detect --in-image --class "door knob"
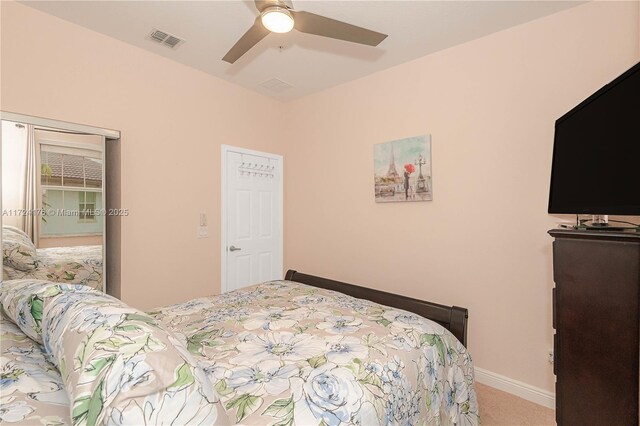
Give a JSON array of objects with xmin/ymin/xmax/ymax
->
[{"xmin": 229, "ymin": 245, "xmax": 242, "ymax": 252}]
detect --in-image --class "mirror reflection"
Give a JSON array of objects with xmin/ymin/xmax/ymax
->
[{"xmin": 2, "ymin": 120, "xmax": 104, "ymax": 290}]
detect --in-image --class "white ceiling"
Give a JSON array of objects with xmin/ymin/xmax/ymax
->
[{"xmin": 23, "ymin": 1, "xmax": 584, "ymax": 101}]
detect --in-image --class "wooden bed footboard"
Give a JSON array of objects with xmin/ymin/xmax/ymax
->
[{"xmin": 284, "ymin": 270, "xmax": 468, "ymax": 347}]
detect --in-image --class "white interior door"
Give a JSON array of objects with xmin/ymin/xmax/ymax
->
[{"xmin": 222, "ymin": 146, "xmax": 283, "ymax": 293}]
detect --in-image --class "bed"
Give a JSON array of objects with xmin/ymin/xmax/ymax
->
[
  {"xmin": 0, "ymin": 271, "xmax": 479, "ymax": 425},
  {"xmin": 2, "ymin": 225, "xmax": 102, "ymax": 290},
  {"xmin": 0, "ymin": 280, "xmax": 230, "ymax": 425}
]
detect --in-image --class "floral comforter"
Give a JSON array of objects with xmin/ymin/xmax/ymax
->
[
  {"xmin": 1, "ymin": 318, "xmax": 70, "ymax": 424},
  {"xmin": 150, "ymin": 280, "xmax": 480, "ymax": 425},
  {"xmin": 0, "ymin": 279, "xmax": 479, "ymax": 425},
  {"xmin": 0, "ymin": 280, "xmax": 228, "ymax": 425},
  {"xmin": 3, "ymin": 246, "xmax": 103, "ymax": 291}
]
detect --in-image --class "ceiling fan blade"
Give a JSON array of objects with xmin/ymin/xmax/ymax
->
[
  {"xmin": 292, "ymin": 11, "xmax": 387, "ymax": 47},
  {"xmin": 222, "ymin": 17, "xmax": 270, "ymax": 64}
]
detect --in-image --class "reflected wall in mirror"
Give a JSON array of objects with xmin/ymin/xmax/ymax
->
[{"xmin": 1, "ymin": 120, "xmax": 105, "ymax": 291}]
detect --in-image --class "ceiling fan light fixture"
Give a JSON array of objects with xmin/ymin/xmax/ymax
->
[{"xmin": 261, "ymin": 6, "xmax": 294, "ymax": 33}]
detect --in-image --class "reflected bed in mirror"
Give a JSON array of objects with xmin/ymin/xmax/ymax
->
[{"xmin": 1, "ymin": 120, "xmax": 105, "ymax": 290}]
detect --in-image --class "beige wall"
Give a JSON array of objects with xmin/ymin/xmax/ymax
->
[
  {"xmin": 281, "ymin": 1, "xmax": 639, "ymax": 393},
  {"xmin": 0, "ymin": 1, "xmax": 286, "ymax": 308},
  {"xmin": 39, "ymin": 235, "xmax": 102, "ymax": 248},
  {"xmin": 2, "ymin": 0, "xmax": 639, "ymax": 396}
]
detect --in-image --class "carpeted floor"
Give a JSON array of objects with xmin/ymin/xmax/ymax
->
[{"xmin": 476, "ymin": 383, "xmax": 556, "ymax": 425}]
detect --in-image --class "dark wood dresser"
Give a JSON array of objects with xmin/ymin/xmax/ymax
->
[{"xmin": 549, "ymin": 229, "xmax": 640, "ymax": 426}]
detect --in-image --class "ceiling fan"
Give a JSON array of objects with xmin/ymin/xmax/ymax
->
[{"xmin": 222, "ymin": 0, "xmax": 388, "ymax": 64}]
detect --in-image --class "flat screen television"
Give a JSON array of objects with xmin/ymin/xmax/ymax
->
[{"xmin": 548, "ymin": 61, "xmax": 640, "ymax": 216}]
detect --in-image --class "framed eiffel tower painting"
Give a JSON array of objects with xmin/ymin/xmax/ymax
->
[{"xmin": 374, "ymin": 135, "xmax": 432, "ymax": 203}]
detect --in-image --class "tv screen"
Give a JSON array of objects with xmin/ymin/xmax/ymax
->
[{"xmin": 548, "ymin": 61, "xmax": 640, "ymax": 215}]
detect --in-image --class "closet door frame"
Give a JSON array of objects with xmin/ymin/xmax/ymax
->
[
  {"xmin": 0, "ymin": 111, "xmax": 120, "ymax": 292},
  {"xmin": 1, "ymin": 112, "xmax": 120, "ymax": 139}
]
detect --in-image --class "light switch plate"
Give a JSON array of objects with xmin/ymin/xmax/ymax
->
[{"xmin": 197, "ymin": 226, "xmax": 209, "ymax": 238}]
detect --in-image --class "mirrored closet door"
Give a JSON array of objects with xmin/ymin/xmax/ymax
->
[{"xmin": 1, "ymin": 114, "xmax": 119, "ymax": 293}]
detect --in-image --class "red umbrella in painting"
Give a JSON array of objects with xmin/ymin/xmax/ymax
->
[{"xmin": 404, "ymin": 163, "xmax": 415, "ymax": 174}]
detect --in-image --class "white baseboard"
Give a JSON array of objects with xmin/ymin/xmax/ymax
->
[{"xmin": 474, "ymin": 367, "xmax": 556, "ymax": 410}]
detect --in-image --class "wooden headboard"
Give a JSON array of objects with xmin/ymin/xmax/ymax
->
[{"xmin": 284, "ymin": 270, "xmax": 468, "ymax": 347}]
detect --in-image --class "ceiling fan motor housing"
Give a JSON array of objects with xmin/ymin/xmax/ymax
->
[{"xmin": 261, "ymin": 6, "xmax": 294, "ymax": 33}]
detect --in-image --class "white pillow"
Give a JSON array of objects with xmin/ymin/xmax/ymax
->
[{"xmin": 2, "ymin": 226, "xmax": 38, "ymax": 271}]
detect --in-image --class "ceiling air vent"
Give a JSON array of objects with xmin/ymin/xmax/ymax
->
[
  {"xmin": 148, "ymin": 29, "xmax": 185, "ymax": 49},
  {"xmin": 260, "ymin": 78, "xmax": 293, "ymax": 93}
]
